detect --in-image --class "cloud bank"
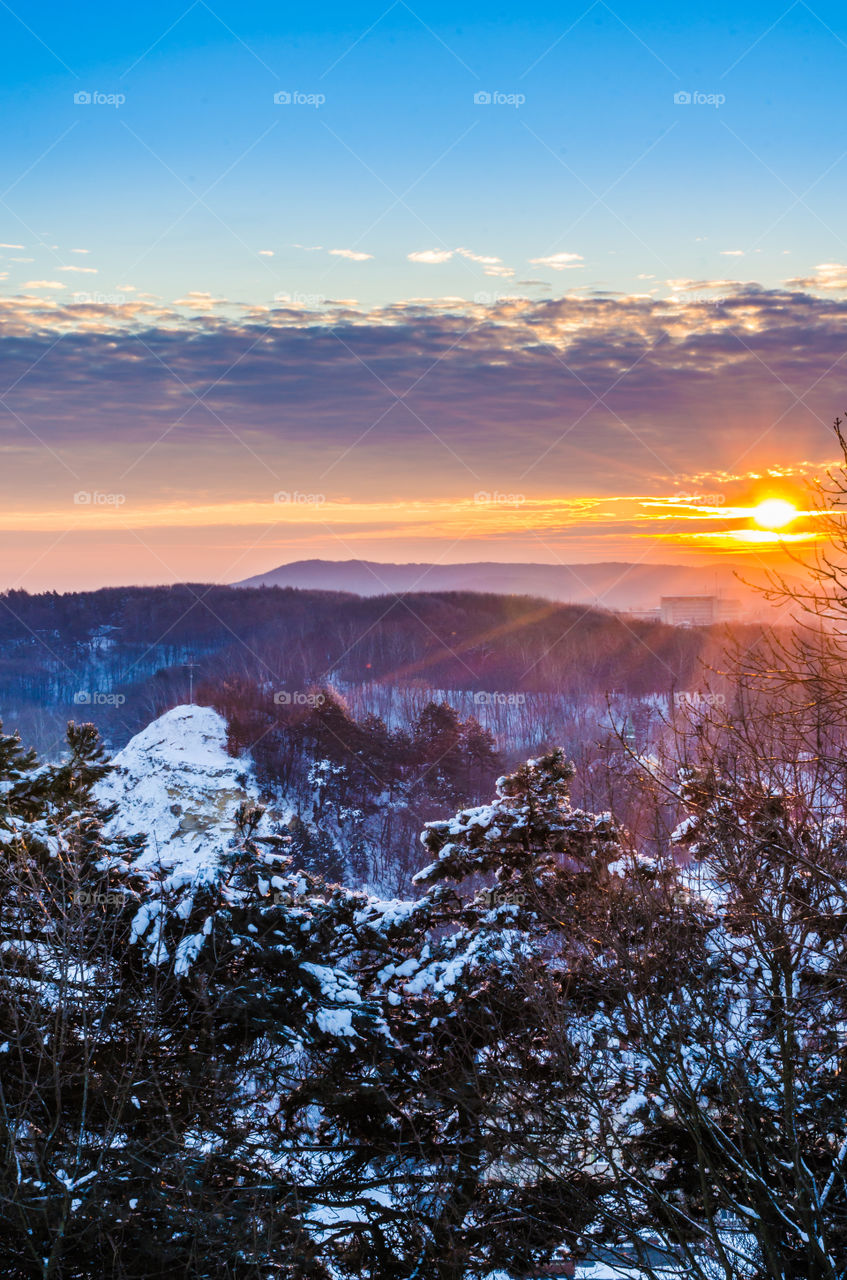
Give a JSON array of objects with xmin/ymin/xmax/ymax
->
[{"xmin": 0, "ymin": 281, "xmax": 844, "ymax": 585}]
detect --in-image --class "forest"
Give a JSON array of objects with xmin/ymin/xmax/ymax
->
[
  {"xmin": 3, "ymin": 607, "xmax": 847, "ymax": 1278},
  {"xmin": 0, "ymin": 579, "xmax": 741, "ymax": 752},
  {"xmin": 0, "ymin": 582, "xmax": 749, "ymax": 895},
  {"xmin": 0, "ymin": 477, "xmax": 844, "ymax": 1276}
]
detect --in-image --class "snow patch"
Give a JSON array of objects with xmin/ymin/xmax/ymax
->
[{"xmin": 95, "ymin": 705, "xmax": 272, "ymax": 886}]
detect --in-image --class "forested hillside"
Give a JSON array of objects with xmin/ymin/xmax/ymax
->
[
  {"xmin": 2, "ymin": 682, "xmax": 847, "ymax": 1278},
  {"xmin": 0, "ymin": 583, "xmax": 745, "ymax": 756}
]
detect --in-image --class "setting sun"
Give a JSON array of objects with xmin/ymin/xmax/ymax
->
[{"xmin": 753, "ymin": 498, "xmax": 798, "ymax": 529}]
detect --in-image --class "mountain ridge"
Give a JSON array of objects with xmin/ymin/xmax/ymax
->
[{"xmin": 234, "ymin": 557, "xmax": 784, "ymax": 616}]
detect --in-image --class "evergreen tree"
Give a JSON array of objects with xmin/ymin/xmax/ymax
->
[{"xmin": 286, "ymin": 750, "xmax": 627, "ymax": 1279}]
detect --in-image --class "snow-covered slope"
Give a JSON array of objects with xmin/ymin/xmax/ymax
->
[{"xmin": 96, "ymin": 704, "xmax": 278, "ymax": 889}]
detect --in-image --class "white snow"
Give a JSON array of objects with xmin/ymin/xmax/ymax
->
[
  {"xmin": 300, "ymin": 963, "xmax": 362, "ymax": 1006},
  {"xmin": 315, "ymin": 1008, "xmax": 357, "ymax": 1038},
  {"xmin": 95, "ymin": 704, "xmax": 275, "ymax": 887},
  {"xmin": 95, "ymin": 704, "xmax": 291, "ymax": 965}
]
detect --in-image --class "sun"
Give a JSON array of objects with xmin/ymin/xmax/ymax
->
[{"xmin": 753, "ymin": 498, "xmax": 797, "ymax": 529}]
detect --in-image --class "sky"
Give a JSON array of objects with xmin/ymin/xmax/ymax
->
[{"xmin": 3, "ymin": 0, "xmax": 847, "ymax": 589}]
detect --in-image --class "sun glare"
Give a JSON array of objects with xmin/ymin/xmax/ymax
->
[{"xmin": 752, "ymin": 498, "xmax": 797, "ymax": 529}]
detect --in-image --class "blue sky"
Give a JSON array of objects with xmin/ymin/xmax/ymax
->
[
  {"xmin": 2, "ymin": 0, "xmax": 847, "ymax": 588},
  {"xmin": 4, "ymin": 0, "xmax": 847, "ymax": 308}
]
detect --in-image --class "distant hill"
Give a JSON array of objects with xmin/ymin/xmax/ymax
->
[
  {"xmin": 235, "ymin": 558, "xmax": 784, "ymax": 617},
  {"xmin": 0, "ymin": 582, "xmax": 753, "ymax": 755}
]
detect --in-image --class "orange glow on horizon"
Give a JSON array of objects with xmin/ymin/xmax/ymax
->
[{"xmin": 0, "ymin": 489, "xmax": 821, "ymax": 569}]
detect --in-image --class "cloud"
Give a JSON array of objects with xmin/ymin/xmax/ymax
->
[
  {"xmin": 786, "ymin": 262, "xmax": 847, "ymax": 291},
  {"xmin": 21, "ymin": 280, "xmax": 65, "ymax": 289},
  {"xmin": 528, "ymin": 252, "xmax": 584, "ymax": 270},
  {"xmin": 173, "ymin": 291, "xmax": 228, "ymax": 308},
  {"xmin": 258, "ymin": 249, "xmax": 274, "ymax": 256},
  {"xmin": 408, "ymin": 247, "xmax": 513, "ymax": 274},
  {"xmin": 720, "ymin": 250, "xmax": 745, "ymax": 257},
  {"xmin": 665, "ymin": 278, "xmax": 740, "ymax": 293},
  {"xmin": 408, "ymin": 249, "xmax": 454, "ymax": 264},
  {"xmin": 70, "ymin": 248, "xmax": 89, "ymax": 254},
  {"xmin": 60, "ymin": 265, "xmax": 98, "ymax": 274},
  {"xmin": 456, "ymin": 247, "xmax": 501, "ymax": 265},
  {"xmin": 0, "ymin": 286, "xmax": 842, "ymax": 506},
  {"xmin": 0, "ymin": 243, "xmax": 24, "ymax": 249},
  {"xmin": 329, "ymin": 248, "xmax": 373, "ymax": 261}
]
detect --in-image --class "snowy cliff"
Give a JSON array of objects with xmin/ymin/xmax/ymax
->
[{"xmin": 95, "ymin": 703, "xmax": 281, "ymax": 890}]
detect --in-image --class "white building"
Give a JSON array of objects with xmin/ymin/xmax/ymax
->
[{"xmin": 660, "ymin": 595, "xmax": 740, "ymax": 626}]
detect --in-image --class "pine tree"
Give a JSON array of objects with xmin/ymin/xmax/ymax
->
[
  {"xmin": 287, "ymin": 749, "xmax": 628, "ymax": 1279},
  {"xmin": 0, "ymin": 719, "xmax": 152, "ymax": 1277}
]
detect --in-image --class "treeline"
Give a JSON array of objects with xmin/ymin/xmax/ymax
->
[
  {"xmin": 0, "ymin": 582, "xmax": 745, "ymax": 753},
  {"xmin": 2, "ymin": 703, "xmax": 847, "ymax": 1277},
  {"xmin": 210, "ymin": 678, "xmax": 674, "ymax": 893},
  {"xmin": 216, "ymin": 683, "xmax": 502, "ymax": 891}
]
